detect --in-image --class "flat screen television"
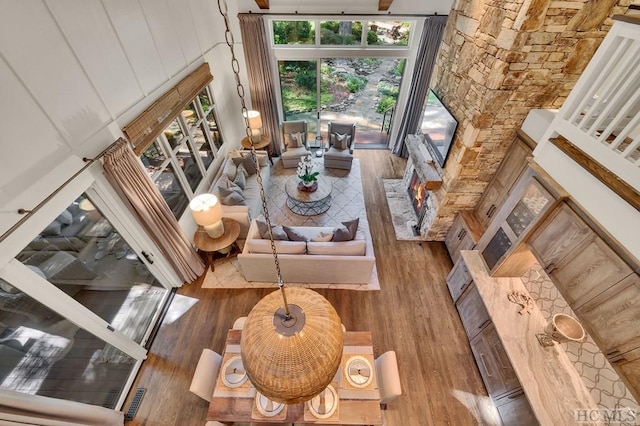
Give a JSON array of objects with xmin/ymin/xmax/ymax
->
[{"xmin": 419, "ymin": 89, "xmax": 458, "ymax": 167}]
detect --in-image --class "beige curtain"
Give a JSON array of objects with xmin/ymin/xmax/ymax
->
[
  {"xmin": 0, "ymin": 389, "xmax": 123, "ymax": 425},
  {"xmin": 103, "ymin": 139, "xmax": 205, "ymax": 283},
  {"xmin": 239, "ymin": 14, "xmax": 282, "ymax": 155}
]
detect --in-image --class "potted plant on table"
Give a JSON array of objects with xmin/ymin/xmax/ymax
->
[{"xmin": 297, "ymin": 155, "xmax": 319, "ymax": 192}]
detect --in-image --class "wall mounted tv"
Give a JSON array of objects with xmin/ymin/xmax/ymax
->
[{"xmin": 419, "ymin": 89, "xmax": 458, "ymax": 167}]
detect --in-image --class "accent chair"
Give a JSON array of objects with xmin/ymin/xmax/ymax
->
[
  {"xmin": 280, "ymin": 120, "xmax": 312, "ymax": 168},
  {"xmin": 325, "ymin": 121, "xmax": 356, "ymax": 170}
]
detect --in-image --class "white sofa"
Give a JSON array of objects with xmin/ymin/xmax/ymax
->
[
  {"xmin": 238, "ymin": 219, "xmax": 376, "ymax": 284},
  {"xmin": 208, "ymin": 150, "xmax": 271, "ymax": 238}
]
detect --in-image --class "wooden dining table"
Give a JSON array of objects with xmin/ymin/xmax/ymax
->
[{"xmin": 207, "ymin": 329, "xmax": 382, "ymax": 425}]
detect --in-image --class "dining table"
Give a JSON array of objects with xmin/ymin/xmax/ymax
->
[{"xmin": 207, "ymin": 329, "xmax": 383, "ymax": 425}]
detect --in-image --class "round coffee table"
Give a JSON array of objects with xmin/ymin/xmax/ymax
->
[{"xmin": 285, "ymin": 177, "xmax": 332, "ymax": 216}]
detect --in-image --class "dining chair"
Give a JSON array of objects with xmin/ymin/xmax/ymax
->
[
  {"xmin": 375, "ymin": 350, "xmax": 402, "ymax": 409},
  {"xmin": 232, "ymin": 316, "xmax": 247, "ymax": 330},
  {"xmin": 190, "ymin": 348, "xmax": 222, "ymax": 402}
]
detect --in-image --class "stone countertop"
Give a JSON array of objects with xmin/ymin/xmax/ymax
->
[{"xmin": 461, "ymin": 250, "xmax": 602, "ymax": 425}]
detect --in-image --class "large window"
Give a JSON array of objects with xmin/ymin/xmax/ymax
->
[
  {"xmin": 271, "ymin": 19, "xmax": 413, "ymax": 47},
  {"xmin": 270, "ymin": 17, "xmax": 414, "ymax": 144},
  {"xmin": 140, "ymin": 86, "xmax": 224, "ymax": 219}
]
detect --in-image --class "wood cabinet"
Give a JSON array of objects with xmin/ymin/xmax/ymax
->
[
  {"xmin": 529, "ymin": 203, "xmax": 635, "ymax": 308},
  {"xmin": 446, "ymin": 259, "xmax": 472, "ymax": 302},
  {"xmin": 469, "ymin": 323, "xmax": 520, "ymax": 398},
  {"xmin": 494, "ymin": 390, "xmax": 538, "ymax": 426},
  {"xmin": 528, "ymin": 201, "xmax": 640, "ymax": 401},
  {"xmin": 610, "ymin": 347, "xmax": 640, "ymax": 401},
  {"xmin": 477, "ymin": 167, "xmax": 555, "ymax": 275},
  {"xmin": 576, "ymin": 273, "xmax": 640, "ymax": 363},
  {"xmin": 455, "ymin": 280, "xmax": 536, "ymax": 422},
  {"xmin": 456, "ymin": 283, "xmax": 491, "ymax": 340},
  {"xmin": 474, "ymin": 134, "xmax": 533, "ymax": 230},
  {"xmin": 445, "ymin": 211, "xmax": 483, "ymax": 264}
]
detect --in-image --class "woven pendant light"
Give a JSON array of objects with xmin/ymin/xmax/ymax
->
[
  {"xmin": 241, "ymin": 287, "xmax": 344, "ymax": 404},
  {"xmin": 217, "ymin": 0, "xmax": 344, "ymax": 404}
]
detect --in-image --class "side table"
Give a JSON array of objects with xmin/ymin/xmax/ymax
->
[
  {"xmin": 193, "ymin": 218, "xmax": 241, "ymax": 272},
  {"xmin": 241, "ymin": 135, "xmax": 273, "ymax": 165}
]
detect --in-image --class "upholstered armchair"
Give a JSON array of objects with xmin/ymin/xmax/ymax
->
[
  {"xmin": 324, "ymin": 121, "xmax": 356, "ymax": 171},
  {"xmin": 280, "ymin": 120, "xmax": 312, "ymax": 168}
]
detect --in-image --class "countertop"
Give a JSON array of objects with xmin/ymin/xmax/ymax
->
[{"xmin": 461, "ymin": 250, "xmax": 602, "ymax": 425}]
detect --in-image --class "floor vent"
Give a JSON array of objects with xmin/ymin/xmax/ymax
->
[{"xmin": 125, "ymin": 388, "xmax": 146, "ymax": 420}]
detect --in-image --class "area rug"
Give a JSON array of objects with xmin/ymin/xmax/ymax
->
[
  {"xmin": 201, "ymin": 158, "xmax": 379, "ymax": 291},
  {"xmin": 382, "ymin": 178, "xmax": 429, "ymax": 242}
]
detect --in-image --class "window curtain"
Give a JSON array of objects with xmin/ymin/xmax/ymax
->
[
  {"xmin": 238, "ymin": 14, "xmax": 282, "ymax": 155},
  {"xmin": 103, "ymin": 138, "xmax": 205, "ymax": 284},
  {"xmin": 0, "ymin": 388, "xmax": 123, "ymax": 425},
  {"xmin": 391, "ymin": 15, "xmax": 449, "ymax": 157}
]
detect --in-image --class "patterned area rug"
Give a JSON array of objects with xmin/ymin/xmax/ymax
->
[{"xmin": 201, "ymin": 158, "xmax": 379, "ymax": 290}]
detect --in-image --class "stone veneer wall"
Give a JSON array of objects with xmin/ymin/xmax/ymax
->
[{"xmin": 424, "ymin": 0, "xmax": 632, "ymax": 239}]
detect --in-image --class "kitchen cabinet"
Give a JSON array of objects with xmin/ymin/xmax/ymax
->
[
  {"xmin": 446, "ymin": 258, "xmax": 473, "ymax": 302},
  {"xmin": 529, "ymin": 202, "xmax": 634, "ymax": 308},
  {"xmin": 456, "ymin": 283, "xmax": 491, "ymax": 340},
  {"xmin": 478, "ymin": 167, "xmax": 555, "ymax": 274},
  {"xmin": 469, "ymin": 323, "xmax": 520, "ymax": 398},
  {"xmin": 576, "ymin": 273, "xmax": 640, "ymax": 356},
  {"xmin": 494, "ymin": 390, "xmax": 538, "ymax": 426},
  {"xmin": 474, "ymin": 134, "xmax": 533, "ymax": 230},
  {"xmin": 610, "ymin": 347, "xmax": 640, "ymax": 402},
  {"xmin": 445, "ymin": 211, "xmax": 483, "ymax": 264}
]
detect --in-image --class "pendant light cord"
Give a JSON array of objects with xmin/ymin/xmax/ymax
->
[{"xmin": 217, "ymin": 0, "xmax": 290, "ymax": 317}]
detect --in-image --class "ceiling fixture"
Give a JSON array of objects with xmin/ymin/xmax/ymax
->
[{"xmin": 217, "ymin": 0, "xmax": 344, "ymax": 404}]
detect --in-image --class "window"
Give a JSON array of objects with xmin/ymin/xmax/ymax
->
[
  {"xmin": 271, "ymin": 19, "xmax": 413, "ymax": 48},
  {"xmin": 272, "ymin": 20, "xmax": 315, "ymax": 45},
  {"xmin": 367, "ymin": 21, "xmax": 411, "ymax": 46},
  {"xmin": 320, "ymin": 21, "xmax": 362, "ymax": 46},
  {"xmin": 140, "ymin": 86, "xmax": 224, "ymax": 219}
]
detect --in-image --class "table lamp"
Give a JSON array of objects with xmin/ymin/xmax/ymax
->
[
  {"xmin": 244, "ymin": 110, "xmax": 262, "ymax": 143},
  {"xmin": 190, "ymin": 193, "xmax": 224, "ymax": 238}
]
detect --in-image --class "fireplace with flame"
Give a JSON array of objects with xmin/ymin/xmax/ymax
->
[{"xmin": 408, "ymin": 170, "xmax": 429, "ymax": 217}]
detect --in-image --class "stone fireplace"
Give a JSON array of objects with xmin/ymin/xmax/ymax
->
[
  {"xmin": 408, "ymin": 169, "xmax": 429, "ymax": 218},
  {"xmin": 399, "ymin": 134, "xmax": 443, "ymax": 238}
]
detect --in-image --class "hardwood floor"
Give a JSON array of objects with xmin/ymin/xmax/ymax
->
[{"xmin": 123, "ymin": 149, "xmax": 491, "ymax": 426}]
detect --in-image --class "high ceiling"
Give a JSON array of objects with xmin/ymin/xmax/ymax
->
[{"xmin": 236, "ymin": 0, "xmax": 454, "ymax": 15}]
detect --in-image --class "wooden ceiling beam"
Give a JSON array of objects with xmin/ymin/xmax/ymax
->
[
  {"xmin": 255, "ymin": 0, "xmax": 269, "ymax": 9},
  {"xmin": 378, "ymin": 0, "xmax": 393, "ymax": 11}
]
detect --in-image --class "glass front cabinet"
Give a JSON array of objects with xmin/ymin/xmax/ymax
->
[{"xmin": 477, "ymin": 166, "xmax": 558, "ymax": 275}]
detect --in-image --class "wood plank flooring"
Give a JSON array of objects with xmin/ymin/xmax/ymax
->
[{"xmin": 123, "ymin": 149, "xmax": 491, "ymax": 426}]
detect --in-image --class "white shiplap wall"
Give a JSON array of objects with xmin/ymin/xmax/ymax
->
[{"xmin": 0, "ymin": 0, "xmax": 238, "ymax": 237}]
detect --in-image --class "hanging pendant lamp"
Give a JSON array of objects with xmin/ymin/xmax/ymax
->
[{"xmin": 217, "ymin": 0, "xmax": 343, "ymax": 404}]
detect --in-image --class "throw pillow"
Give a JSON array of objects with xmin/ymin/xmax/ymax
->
[
  {"xmin": 335, "ymin": 133, "xmax": 350, "ymax": 150},
  {"xmin": 41, "ymin": 220, "xmax": 62, "ymax": 237},
  {"xmin": 240, "ymin": 155, "xmax": 258, "ymax": 176},
  {"xmin": 331, "ymin": 225, "xmax": 352, "ymax": 242},
  {"xmin": 311, "ymin": 231, "xmax": 334, "ymax": 242},
  {"xmin": 233, "ymin": 165, "xmax": 247, "ymax": 190},
  {"xmin": 256, "ymin": 219, "xmax": 288, "ymax": 240},
  {"xmin": 331, "ymin": 218, "xmax": 359, "ymax": 241},
  {"xmin": 343, "ymin": 217, "xmax": 359, "ymax": 237},
  {"xmin": 283, "ymin": 226, "xmax": 308, "ymax": 242},
  {"xmin": 217, "ymin": 175, "xmax": 243, "ymax": 194},
  {"xmin": 287, "ymin": 132, "xmax": 303, "ymax": 148},
  {"xmin": 56, "ymin": 209, "xmax": 73, "ymax": 226},
  {"xmin": 218, "ymin": 187, "xmax": 246, "ymax": 206},
  {"xmin": 230, "ymin": 150, "xmax": 245, "ymax": 166}
]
